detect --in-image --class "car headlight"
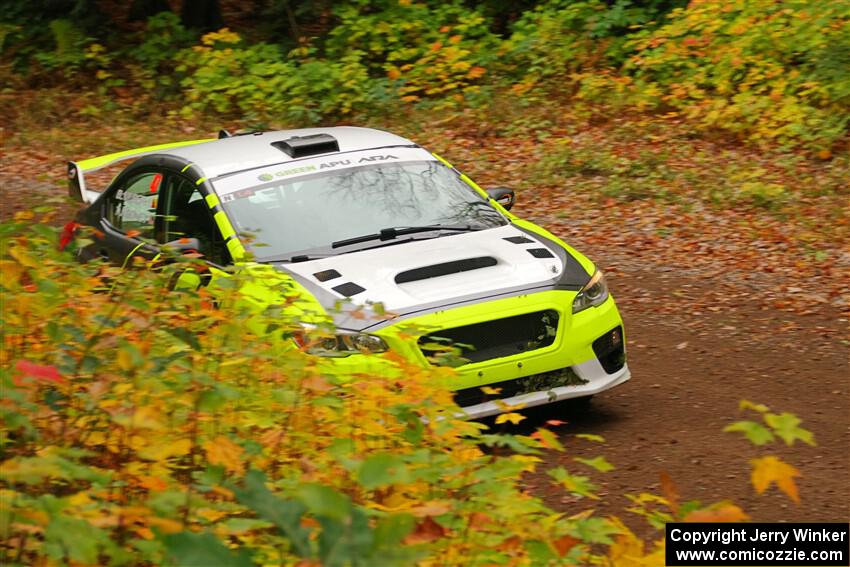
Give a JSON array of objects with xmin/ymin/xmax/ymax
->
[
  {"xmin": 572, "ymin": 270, "xmax": 609, "ymax": 314},
  {"xmin": 299, "ymin": 331, "xmax": 389, "ymax": 357}
]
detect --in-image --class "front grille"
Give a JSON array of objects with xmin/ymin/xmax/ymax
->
[
  {"xmin": 419, "ymin": 310, "xmax": 559, "ymax": 366},
  {"xmin": 452, "ymin": 367, "xmax": 587, "ymax": 407},
  {"xmin": 592, "ymin": 326, "xmax": 625, "ymax": 374}
]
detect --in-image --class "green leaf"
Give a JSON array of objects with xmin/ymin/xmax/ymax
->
[
  {"xmin": 478, "ymin": 434, "xmax": 540, "ymax": 454},
  {"xmin": 318, "ymin": 507, "xmax": 373, "ymax": 567},
  {"xmin": 358, "ymin": 453, "xmax": 409, "ymax": 490},
  {"xmin": 723, "ymin": 420, "xmax": 775, "ymax": 445},
  {"xmin": 574, "ymin": 456, "xmax": 615, "ymax": 472},
  {"xmin": 575, "ymin": 433, "xmax": 606, "ymax": 443},
  {"xmin": 372, "ymin": 513, "xmax": 415, "ymax": 552},
  {"xmin": 571, "ymin": 517, "xmax": 620, "ymax": 545},
  {"xmin": 547, "ymin": 466, "xmax": 599, "ymax": 499},
  {"xmin": 739, "ymin": 399, "xmax": 770, "ymax": 413},
  {"xmin": 298, "ymin": 483, "xmax": 351, "ymax": 521},
  {"xmin": 166, "ymin": 327, "xmax": 201, "ymax": 351},
  {"xmin": 525, "ymin": 540, "xmax": 558, "ymax": 563},
  {"xmin": 763, "ymin": 412, "xmax": 816, "ymax": 446},
  {"xmin": 163, "ymin": 531, "xmax": 255, "ymax": 567},
  {"xmin": 232, "ymin": 470, "xmax": 312, "ymax": 557},
  {"xmin": 44, "ymin": 516, "xmax": 112, "ymax": 564}
]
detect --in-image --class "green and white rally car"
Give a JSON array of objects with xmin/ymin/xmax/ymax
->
[{"xmin": 66, "ymin": 127, "xmax": 629, "ymax": 418}]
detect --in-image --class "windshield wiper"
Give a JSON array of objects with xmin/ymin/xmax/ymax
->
[
  {"xmin": 331, "ymin": 225, "xmax": 478, "ymax": 249},
  {"xmin": 257, "ymin": 252, "xmax": 332, "ymax": 264}
]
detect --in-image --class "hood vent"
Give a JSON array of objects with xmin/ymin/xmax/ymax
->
[
  {"xmin": 395, "ymin": 256, "xmax": 497, "ymax": 284},
  {"xmin": 527, "ymin": 248, "xmax": 554, "ymax": 258},
  {"xmin": 332, "ymin": 282, "xmax": 366, "ymax": 297},
  {"xmin": 313, "ymin": 269, "xmax": 341, "ymax": 282}
]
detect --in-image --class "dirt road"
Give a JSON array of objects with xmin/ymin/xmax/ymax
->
[{"xmin": 519, "ymin": 211, "xmax": 850, "ymax": 536}]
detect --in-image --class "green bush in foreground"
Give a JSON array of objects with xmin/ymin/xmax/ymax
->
[{"xmin": 0, "ymin": 216, "xmax": 813, "ymax": 565}]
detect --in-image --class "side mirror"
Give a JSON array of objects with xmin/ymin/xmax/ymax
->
[
  {"xmin": 163, "ymin": 237, "xmax": 202, "ymax": 254},
  {"xmin": 485, "ymin": 187, "xmax": 516, "ymax": 211}
]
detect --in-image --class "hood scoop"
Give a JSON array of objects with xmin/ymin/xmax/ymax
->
[{"xmin": 395, "ymin": 256, "xmax": 497, "ymax": 284}]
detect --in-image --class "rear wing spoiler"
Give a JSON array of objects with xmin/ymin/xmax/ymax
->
[{"xmin": 67, "ymin": 138, "xmax": 215, "ymax": 203}]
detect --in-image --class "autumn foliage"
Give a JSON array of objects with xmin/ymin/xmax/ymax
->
[
  {"xmin": 1, "ymin": 216, "xmax": 816, "ymax": 565},
  {"xmin": 3, "ymin": 0, "xmax": 848, "ymax": 150}
]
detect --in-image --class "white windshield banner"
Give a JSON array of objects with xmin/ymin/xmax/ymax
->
[{"xmin": 212, "ymin": 146, "xmax": 437, "ymax": 197}]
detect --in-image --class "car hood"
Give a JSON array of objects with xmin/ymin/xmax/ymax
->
[{"xmin": 275, "ymin": 224, "xmax": 590, "ymax": 331}]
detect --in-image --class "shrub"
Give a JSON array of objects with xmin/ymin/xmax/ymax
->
[
  {"xmin": 175, "ymin": 29, "xmax": 377, "ymax": 123},
  {"xmin": 599, "ymin": 0, "xmax": 850, "ymax": 149},
  {"xmin": 125, "ymin": 13, "xmax": 194, "ymax": 98},
  {"xmin": 325, "ymin": 1, "xmax": 498, "ymax": 107},
  {"xmin": 500, "ymin": 0, "xmax": 687, "ymax": 96},
  {"xmin": 0, "ymin": 217, "xmax": 622, "ymax": 565}
]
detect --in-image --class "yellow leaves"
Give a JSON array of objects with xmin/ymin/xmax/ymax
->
[
  {"xmin": 197, "ymin": 508, "xmax": 229, "ymax": 523},
  {"xmin": 606, "ymin": 520, "xmax": 650, "ymax": 566},
  {"xmin": 451, "ymin": 446, "xmax": 482, "ymax": 463},
  {"xmin": 204, "ymin": 436, "xmax": 245, "ymax": 475},
  {"xmin": 147, "ymin": 516, "xmax": 184, "ymax": 534},
  {"xmin": 116, "ymin": 349, "xmax": 135, "ymax": 371},
  {"xmin": 495, "ymin": 412, "xmax": 525, "ymax": 425},
  {"xmin": 0, "ymin": 259, "xmax": 24, "ymax": 287},
  {"xmin": 111, "ymin": 406, "xmax": 165, "ymax": 431},
  {"xmin": 576, "ymin": 433, "xmax": 606, "ymax": 443},
  {"xmin": 201, "ymin": 28, "xmax": 242, "ymax": 47},
  {"xmin": 511, "ymin": 454, "xmax": 542, "ymax": 473},
  {"xmin": 750, "ymin": 455, "xmax": 801, "ymax": 503},
  {"xmin": 138, "ymin": 438, "xmax": 191, "ymax": 463}
]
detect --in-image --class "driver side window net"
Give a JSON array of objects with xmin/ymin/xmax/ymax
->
[
  {"xmin": 164, "ymin": 177, "xmax": 230, "ymax": 265},
  {"xmin": 106, "ymin": 173, "xmax": 161, "ymax": 239}
]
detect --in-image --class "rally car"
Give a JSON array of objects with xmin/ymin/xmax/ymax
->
[{"xmin": 66, "ymin": 127, "xmax": 629, "ymax": 419}]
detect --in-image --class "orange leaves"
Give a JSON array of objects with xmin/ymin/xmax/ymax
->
[
  {"xmin": 750, "ymin": 455, "xmax": 801, "ymax": 504},
  {"xmin": 659, "ymin": 471, "xmax": 680, "ymax": 514},
  {"xmin": 301, "ymin": 374, "xmax": 334, "ymax": 393},
  {"xmin": 553, "ymin": 534, "xmax": 580, "ymax": 557},
  {"xmin": 404, "ymin": 516, "xmax": 447, "ymax": 545},
  {"xmin": 530, "ymin": 428, "xmax": 565, "ymax": 452},
  {"xmin": 684, "ymin": 503, "xmax": 750, "ymax": 522},
  {"xmin": 203, "ymin": 436, "xmax": 245, "ymax": 475}
]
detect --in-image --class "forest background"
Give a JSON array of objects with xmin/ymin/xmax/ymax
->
[{"xmin": 1, "ymin": 1, "xmax": 848, "ymax": 565}]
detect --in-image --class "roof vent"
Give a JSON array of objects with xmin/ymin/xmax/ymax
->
[
  {"xmin": 219, "ymin": 129, "xmax": 263, "ymax": 138},
  {"xmin": 272, "ymin": 134, "xmax": 340, "ymax": 158}
]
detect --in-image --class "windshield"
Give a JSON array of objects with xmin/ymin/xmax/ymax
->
[{"xmin": 219, "ymin": 160, "xmax": 507, "ymax": 261}]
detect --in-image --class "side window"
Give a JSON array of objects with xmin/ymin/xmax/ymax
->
[
  {"xmin": 106, "ymin": 172, "xmax": 163, "ymax": 239},
  {"xmin": 163, "ymin": 176, "xmax": 230, "ymax": 265}
]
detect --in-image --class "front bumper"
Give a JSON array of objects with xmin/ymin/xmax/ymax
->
[
  {"xmin": 315, "ymin": 289, "xmax": 628, "ymax": 417},
  {"xmin": 460, "ymin": 360, "xmax": 631, "ymax": 420}
]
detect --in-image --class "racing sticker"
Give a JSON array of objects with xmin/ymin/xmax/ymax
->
[
  {"xmin": 149, "ymin": 173, "xmax": 163, "ymax": 194},
  {"xmin": 213, "ymin": 146, "xmax": 437, "ymax": 197}
]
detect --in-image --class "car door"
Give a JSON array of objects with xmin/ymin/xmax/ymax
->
[
  {"xmin": 97, "ymin": 170, "xmax": 166, "ymax": 265},
  {"xmin": 159, "ymin": 174, "xmax": 231, "ymax": 267}
]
